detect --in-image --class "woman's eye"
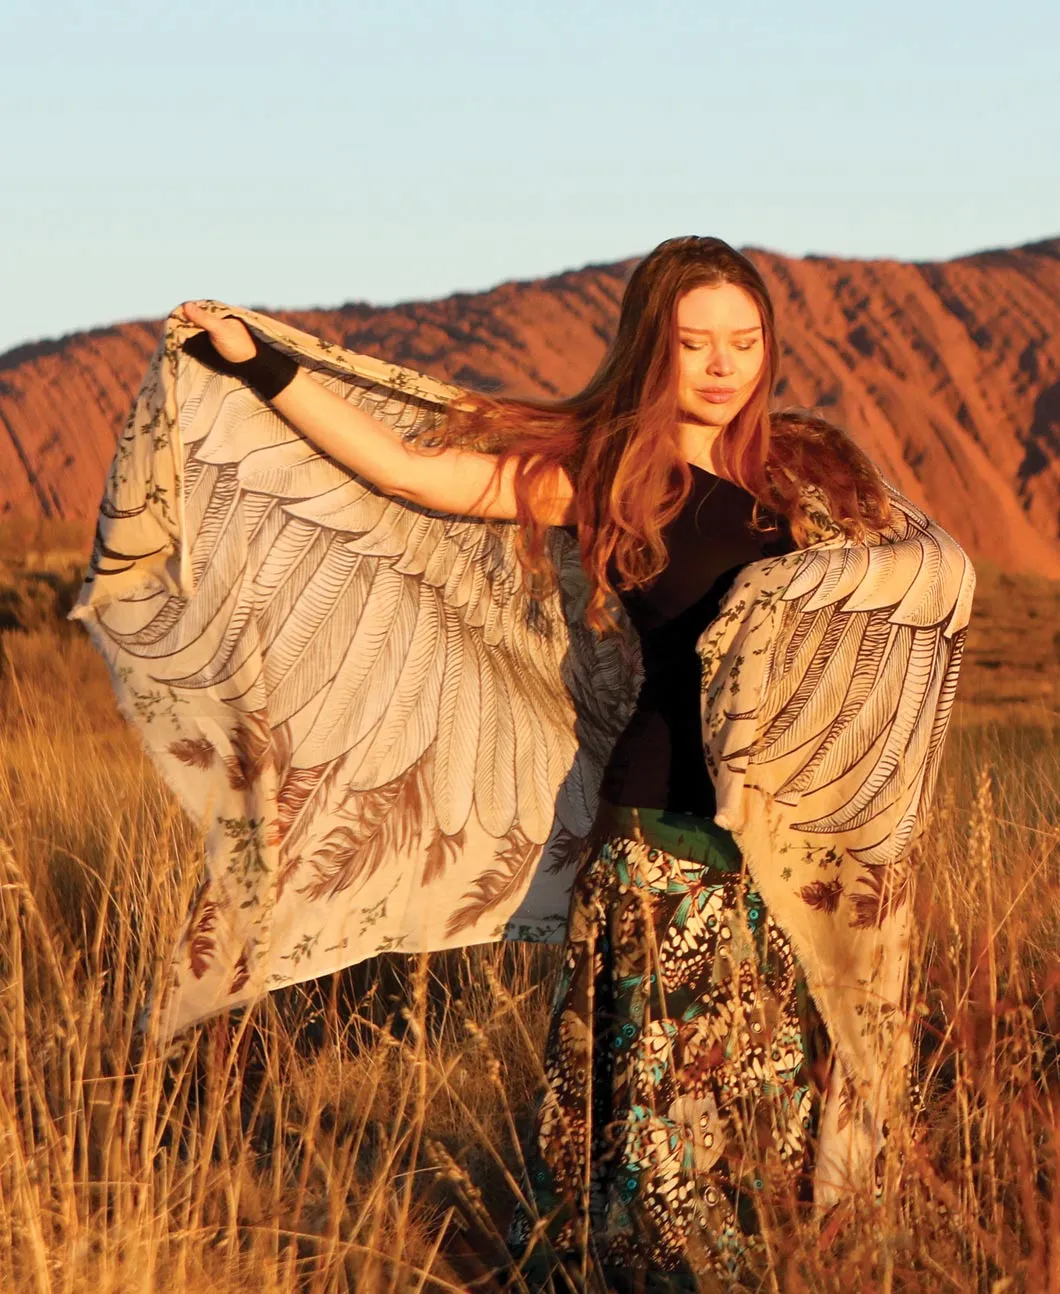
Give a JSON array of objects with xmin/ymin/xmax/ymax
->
[
  {"xmin": 680, "ymin": 340, "xmax": 704, "ymax": 351},
  {"xmin": 734, "ymin": 341, "xmax": 758, "ymax": 352}
]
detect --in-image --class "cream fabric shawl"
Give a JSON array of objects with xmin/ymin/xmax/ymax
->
[{"xmin": 72, "ymin": 305, "xmax": 974, "ymax": 1204}]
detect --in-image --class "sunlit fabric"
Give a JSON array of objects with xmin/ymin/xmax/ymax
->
[{"xmin": 72, "ymin": 303, "xmax": 974, "ymax": 1204}]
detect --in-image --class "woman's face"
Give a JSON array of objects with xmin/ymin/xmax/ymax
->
[{"xmin": 674, "ymin": 282, "xmax": 765, "ymax": 428}]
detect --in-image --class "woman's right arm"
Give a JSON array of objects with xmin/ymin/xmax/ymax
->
[{"xmin": 179, "ymin": 302, "xmax": 575, "ymax": 525}]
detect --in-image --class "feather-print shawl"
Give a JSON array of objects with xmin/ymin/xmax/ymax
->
[
  {"xmin": 698, "ymin": 492, "xmax": 973, "ymax": 1203},
  {"xmin": 72, "ymin": 305, "xmax": 974, "ymax": 1204}
]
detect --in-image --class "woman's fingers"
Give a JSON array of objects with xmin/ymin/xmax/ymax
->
[
  {"xmin": 179, "ymin": 300, "xmax": 214, "ymax": 328},
  {"xmin": 179, "ymin": 300, "xmax": 256, "ymax": 363},
  {"xmin": 179, "ymin": 300, "xmax": 221, "ymax": 332}
]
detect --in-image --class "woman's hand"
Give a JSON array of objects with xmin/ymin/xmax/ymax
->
[{"xmin": 180, "ymin": 301, "xmax": 256, "ymax": 363}]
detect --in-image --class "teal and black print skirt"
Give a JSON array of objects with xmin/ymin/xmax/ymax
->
[{"xmin": 510, "ymin": 805, "xmax": 821, "ymax": 1292}]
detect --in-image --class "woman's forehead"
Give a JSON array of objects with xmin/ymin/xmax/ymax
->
[{"xmin": 676, "ymin": 283, "xmax": 762, "ymax": 333}]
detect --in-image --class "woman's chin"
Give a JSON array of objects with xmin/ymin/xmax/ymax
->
[{"xmin": 679, "ymin": 405, "xmax": 734, "ymax": 429}]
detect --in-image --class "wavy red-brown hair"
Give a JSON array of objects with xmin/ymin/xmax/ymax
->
[
  {"xmin": 441, "ymin": 236, "xmax": 889, "ymax": 632},
  {"xmin": 763, "ymin": 407, "xmax": 893, "ymax": 545}
]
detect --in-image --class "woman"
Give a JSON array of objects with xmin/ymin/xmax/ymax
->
[{"xmin": 80, "ymin": 237, "xmax": 971, "ymax": 1288}]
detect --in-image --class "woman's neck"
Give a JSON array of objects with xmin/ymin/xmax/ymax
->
[{"xmin": 677, "ymin": 420, "xmax": 725, "ymax": 473}]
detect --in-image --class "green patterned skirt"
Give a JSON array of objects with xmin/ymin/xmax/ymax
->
[{"xmin": 509, "ymin": 805, "xmax": 821, "ymax": 1292}]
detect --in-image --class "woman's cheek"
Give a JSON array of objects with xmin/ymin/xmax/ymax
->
[{"xmin": 740, "ymin": 355, "xmax": 765, "ymax": 400}]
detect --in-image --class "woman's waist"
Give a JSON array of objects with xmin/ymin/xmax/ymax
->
[{"xmin": 594, "ymin": 800, "xmax": 742, "ymax": 870}]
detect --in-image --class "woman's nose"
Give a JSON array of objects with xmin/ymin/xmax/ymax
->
[{"xmin": 705, "ymin": 347, "xmax": 735, "ymax": 377}]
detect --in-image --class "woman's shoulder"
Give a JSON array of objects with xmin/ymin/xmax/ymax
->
[{"xmin": 767, "ymin": 409, "xmax": 897, "ymax": 548}]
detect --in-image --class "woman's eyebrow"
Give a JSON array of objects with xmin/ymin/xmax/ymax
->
[{"xmin": 678, "ymin": 324, "xmax": 763, "ymax": 336}]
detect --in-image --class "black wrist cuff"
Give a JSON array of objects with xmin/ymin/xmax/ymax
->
[{"xmin": 182, "ymin": 321, "xmax": 299, "ymax": 401}]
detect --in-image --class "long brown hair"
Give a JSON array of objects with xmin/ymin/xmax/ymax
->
[
  {"xmin": 442, "ymin": 236, "xmax": 885, "ymax": 632},
  {"xmin": 764, "ymin": 408, "xmax": 894, "ymax": 547}
]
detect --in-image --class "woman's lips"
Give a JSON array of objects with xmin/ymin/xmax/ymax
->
[{"xmin": 696, "ymin": 387, "xmax": 737, "ymax": 404}]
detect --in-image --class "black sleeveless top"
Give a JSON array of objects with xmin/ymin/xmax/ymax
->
[{"xmin": 600, "ymin": 465, "xmax": 795, "ymax": 817}]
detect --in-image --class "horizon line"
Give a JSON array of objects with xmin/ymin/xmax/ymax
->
[{"xmin": 2, "ymin": 230, "xmax": 1058, "ymax": 367}]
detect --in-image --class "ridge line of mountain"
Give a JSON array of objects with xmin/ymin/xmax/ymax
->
[{"xmin": 0, "ymin": 238, "xmax": 1057, "ymax": 581}]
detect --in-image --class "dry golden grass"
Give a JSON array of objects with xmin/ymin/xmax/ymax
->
[
  {"xmin": 956, "ymin": 564, "xmax": 1060, "ymax": 728},
  {"xmin": 0, "ymin": 528, "xmax": 1058, "ymax": 1291}
]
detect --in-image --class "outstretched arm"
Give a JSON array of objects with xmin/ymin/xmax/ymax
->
[{"xmin": 179, "ymin": 302, "xmax": 575, "ymax": 524}]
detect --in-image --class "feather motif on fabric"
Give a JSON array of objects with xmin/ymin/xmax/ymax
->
[
  {"xmin": 72, "ymin": 304, "xmax": 640, "ymax": 1037},
  {"xmin": 698, "ymin": 486, "xmax": 974, "ymax": 1204},
  {"xmin": 73, "ymin": 304, "xmax": 973, "ymax": 1208}
]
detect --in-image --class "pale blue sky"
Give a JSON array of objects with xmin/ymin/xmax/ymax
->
[{"xmin": 2, "ymin": 0, "xmax": 1057, "ymax": 355}]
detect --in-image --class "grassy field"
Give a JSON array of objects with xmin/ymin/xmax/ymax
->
[{"xmin": 0, "ymin": 523, "xmax": 1057, "ymax": 1292}]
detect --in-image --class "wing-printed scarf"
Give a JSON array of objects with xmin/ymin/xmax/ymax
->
[
  {"xmin": 698, "ymin": 491, "xmax": 974, "ymax": 1203},
  {"xmin": 72, "ymin": 305, "xmax": 974, "ymax": 1204}
]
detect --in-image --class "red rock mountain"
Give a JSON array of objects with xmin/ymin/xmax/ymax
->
[{"xmin": 1, "ymin": 240, "xmax": 1058, "ymax": 576}]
